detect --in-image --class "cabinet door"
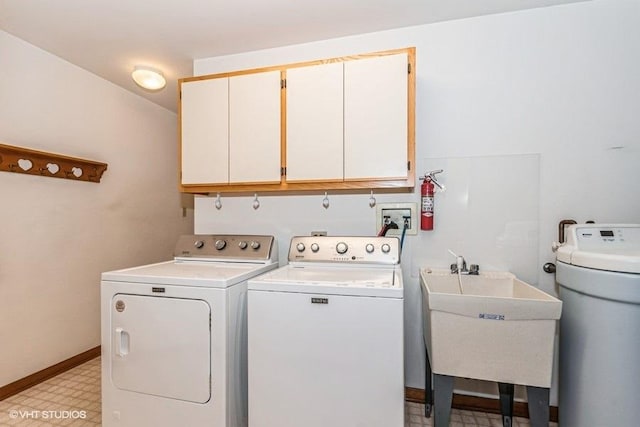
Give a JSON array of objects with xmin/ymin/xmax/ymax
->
[
  {"xmin": 180, "ymin": 78, "xmax": 229, "ymax": 184},
  {"xmin": 344, "ymin": 53, "xmax": 408, "ymax": 180},
  {"xmin": 229, "ymin": 71, "xmax": 282, "ymax": 184},
  {"xmin": 286, "ymin": 63, "xmax": 344, "ymax": 182}
]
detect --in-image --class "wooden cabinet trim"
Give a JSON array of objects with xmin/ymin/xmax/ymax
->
[
  {"xmin": 179, "ymin": 47, "xmax": 415, "ymax": 84},
  {"xmin": 179, "ymin": 47, "xmax": 416, "ymax": 194}
]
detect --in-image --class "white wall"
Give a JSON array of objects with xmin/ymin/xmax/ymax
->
[
  {"xmin": 194, "ymin": 0, "xmax": 640, "ymax": 403},
  {"xmin": 0, "ymin": 31, "xmax": 193, "ymax": 387}
]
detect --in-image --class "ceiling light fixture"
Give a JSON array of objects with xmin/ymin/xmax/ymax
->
[{"xmin": 131, "ymin": 65, "xmax": 166, "ymax": 90}]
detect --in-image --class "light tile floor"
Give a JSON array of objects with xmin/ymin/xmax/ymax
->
[
  {"xmin": 1, "ymin": 357, "xmax": 555, "ymax": 426},
  {"xmin": 0, "ymin": 358, "xmax": 101, "ymax": 426},
  {"xmin": 404, "ymin": 401, "xmax": 557, "ymax": 427}
]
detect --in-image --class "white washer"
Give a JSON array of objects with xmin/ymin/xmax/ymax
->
[
  {"xmin": 247, "ymin": 236, "xmax": 404, "ymax": 427},
  {"xmin": 101, "ymin": 234, "xmax": 278, "ymax": 427},
  {"xmin": 556, "ymin": 224, "xmax": 640, "ymax": 427}
]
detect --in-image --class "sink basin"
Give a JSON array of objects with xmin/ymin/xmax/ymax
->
[{"xmin": 420, "ymin": 268, "xmax": 562, "ymax": 387}]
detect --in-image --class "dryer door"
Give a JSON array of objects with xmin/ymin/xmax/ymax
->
[{"xmin": 110, "ymin": 294, "xmax": 211, "ymax": 403}]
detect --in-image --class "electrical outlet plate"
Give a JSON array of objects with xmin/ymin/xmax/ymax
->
[{"xmin": 375, "ymin": 202, "xmax": 418, "ymax": 236}]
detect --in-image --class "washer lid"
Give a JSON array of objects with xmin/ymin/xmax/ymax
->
[
  {"xmin": 248, "ymin": 264, "xmax": 403, "ymax": 298},
  {"xmin": 556, "ymin": 224, "xmax": 640, "ymax": 273}
]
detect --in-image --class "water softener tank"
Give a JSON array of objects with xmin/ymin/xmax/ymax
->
[{"xmin": 556, "ymin": 224, "xmax": 640, "ymax": 427}]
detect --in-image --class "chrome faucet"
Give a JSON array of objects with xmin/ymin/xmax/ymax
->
[{"xmin": 448, "ymin": 250, "xmax": 479, "ymax": 275}]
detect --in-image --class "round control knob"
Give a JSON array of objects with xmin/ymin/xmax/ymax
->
[
  {"xmin": 311, "ymin": 243, "xmax": 320, "ymax": 253},
  {"xmin": 194, "ymin": 240, "xmax": 205, "ymax": 249},
  {"xmin": 296, "ymin": 242, "xmax": 306, "ymax": 252},
  {"xmin": 336, "ymin": 242, "xmax": 348, "ymax": 254},
  {"xmin": 250, "ymin": 241, "xmax": 261, "ymax": 250},
  {"xmin": 214, "ymin": 239, "xmax": 227, "ymax": 250},
  {"xmin": 365, "ymin": 243, "xmax": 375, "ymax": 253},
  {"xmin": 238, "ymin": 241, "xmax": 248, "ymax": 250},
  {"xmin": 381, "ymin": 243, "xmax": 391, "ymax": 254}
]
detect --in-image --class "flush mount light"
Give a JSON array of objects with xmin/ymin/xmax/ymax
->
[{"xmin": 131, "ymin": 65, "xmax": 166, "ymax": 90}]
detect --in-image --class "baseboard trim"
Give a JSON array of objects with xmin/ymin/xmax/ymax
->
[
  {"xmin": 0, "ymin": 346, "xmax": 101, "ymax": 401},
  {"xmin": 405, "ymin": 387, "xmax": 558, "ymax": 422}
]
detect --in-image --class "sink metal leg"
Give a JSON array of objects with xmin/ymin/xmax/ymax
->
[
  {"xmin": 498, "ymin": 382, "xmax": 514, "ymax": 427},
  {"xmin": 424, "ymin": 347, "xmax": 433, "ymax": 417},
  {"xmin": 433, "ymin": 374, "xmax": 454, "ymax": 427},
  {"xmin": 526, "ymin": 386, "xmax": 550, "ymax": 427}
]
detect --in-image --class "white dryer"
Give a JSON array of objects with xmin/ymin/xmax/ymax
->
[
  {"xmin": 101, "ymin": 234, "xmax": 278, "ymax": 427},
  {"xmin": 556, "ymin": 224, "xmax": 640, "ymax": 427},
  {"xmin": 247, "ymin": 236, "xmax": 404, "ymax": 427}
]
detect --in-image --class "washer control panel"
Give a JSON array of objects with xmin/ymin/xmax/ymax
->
[
  {"xmin": 174, "ymin": 234, "xmax": 275, "ymax": 260},
  {"xmin": 288, "ymin": 236, "xmax": 400, "ymax": 264}
]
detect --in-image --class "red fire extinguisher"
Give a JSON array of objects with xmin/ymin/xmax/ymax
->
[{"xmin": 421, "ymin": 170, "xmax": 444, "ymax": 231}]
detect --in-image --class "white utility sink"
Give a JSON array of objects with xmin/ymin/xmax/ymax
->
[{"xmin": 420, "ymin": 269, "xmax": 562, "ymax": 388}]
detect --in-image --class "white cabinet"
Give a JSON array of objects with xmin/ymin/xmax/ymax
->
[
  {"xmin": 180, "ymin": 70, "xmax": 281, "ymax": 186},
  {"xmin": 344, "ymin": 53, "xmax": 408, "ymax": 180},
  {"xmin": 179, "ymin": 48, "xmax": 414, "ymax": 193},
  {"xmin": 229, "ymin": 71, "xmax": 282, "ymax": 184},
  {"xmin": 285, "ymin": 53, "xmax": 409, "ymax": 183},
  {"xmin": 286, "ymin": 62, "xmax": 344, "ymax": 182},
  {"xmin": 180, "ymin": 78, "xmax": 228, "ymax": 185}
]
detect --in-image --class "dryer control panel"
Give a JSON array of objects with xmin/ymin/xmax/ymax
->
[
  {"xmin": 174, "ymin": 234, "xmax": 276, "ymax": 261},
  {"xmin": 288, "ymin": 236, "xmax": 400, "ymax": 265}
]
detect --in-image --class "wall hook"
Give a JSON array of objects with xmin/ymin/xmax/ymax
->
[
  {"xmin": 215, "ymin": 193, "xmax": 222, "ymax": 210},
  {"xmin": 252, "ymin": 193, "xmax": 260, "ymax": 210},
  {"xmin": 322, "ymin": 192, "xmax": 330, "ymax": 209},
  {"xmin": 368, "ymin": 190, "xmax": 376, "ymax": 208}
]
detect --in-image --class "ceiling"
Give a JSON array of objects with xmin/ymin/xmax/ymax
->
[{"xmin": 0, "ymin": 0, "xmax": 586, "ymax": 112}]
